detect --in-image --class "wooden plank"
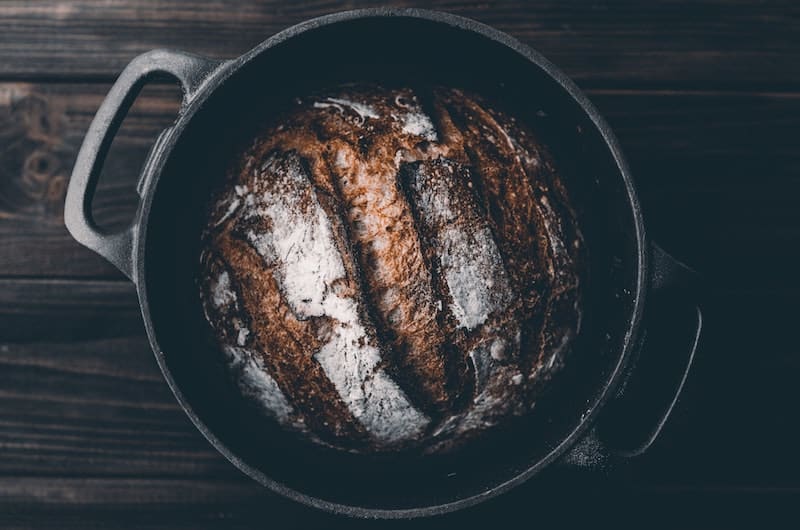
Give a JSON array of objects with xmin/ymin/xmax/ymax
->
[
  {"xmin": 0, "ymin": 279, "xmax": 139, "ymax": 342},
  {"xmin": 590, "ymin": 90, "xmax": 800, "ymax": 288},
  {"xmin": 0, "ymin": 336, "xmax": 240, "ymax": 478},
  {"xmin": 0, "ymin": 477, "xmax": 259, "ymax": 507},
  {"xmin": 0, "ymin": 82, "xmax": 182, "ymax": 280},
  {"xmin": 1, "ymin": 82, "xmax": 798, "ymax": 283},
  {"xmin": 0, "ymin": 478, "xmax": 798, "ymax": 529},
  {"xmin": 0, "ymin": 278, "xmax": 236, "ymax": 478},
  {"xmin": 0, "ymin": 1, "xmax": 798, "ymax": 87},
  {"xmin": 0, "ymin": 477, "xmax": 326, "ymax": 530}
]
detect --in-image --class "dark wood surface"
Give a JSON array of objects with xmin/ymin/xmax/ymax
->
[{"xmin": 1, "ymin": 1, "xmax": 799, "ymax": 528}]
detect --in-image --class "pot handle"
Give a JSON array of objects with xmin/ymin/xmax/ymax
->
[
  {"xmin": 64, "ymin": 49, "xmax": 222, "ymax": 281},
  {"xmin": 563, "ymin": 244, "xmax": 702, "ymax": 469},
  {"xmin": 602, "ymin": 243, "xmax": 703, "ymax": 458}
]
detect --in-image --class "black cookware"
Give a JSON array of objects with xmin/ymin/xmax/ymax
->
[{"xmin": 64, "ymin": 8, "xmax": 702, "ymax": 518}]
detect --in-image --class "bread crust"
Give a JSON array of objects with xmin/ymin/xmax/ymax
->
[{"xmin": 198, "ymin": 85, "xmax": 583, "ymax": 452}]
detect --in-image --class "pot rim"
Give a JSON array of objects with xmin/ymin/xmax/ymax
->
[{"xmin": 134, "ymin": 7, "xmax": 648, "ymax": 519}]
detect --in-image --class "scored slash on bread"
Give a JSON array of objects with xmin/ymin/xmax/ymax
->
[
  {"xmin": 199, "ymin": 85, "xmax": 583, "ymax": 452},
  {"xmin": 200, "ymin": 240, "xmax": 370, "ymax": 446}
]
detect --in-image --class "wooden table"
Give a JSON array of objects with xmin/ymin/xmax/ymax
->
[{"xmin": 1, "ymin": 1, "xmax": 798, "ymax": 527}]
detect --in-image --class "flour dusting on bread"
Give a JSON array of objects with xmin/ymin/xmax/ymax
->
[{"xmin": 199, "ymin": 85, "xmax": 583, "ymax": 453}]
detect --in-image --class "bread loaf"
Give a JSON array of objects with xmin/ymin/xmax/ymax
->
[{"xmin": 198, "ymin": 85, "xmax": 582, "ymax": 453}]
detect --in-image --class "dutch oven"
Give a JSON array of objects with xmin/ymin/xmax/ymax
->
[{"xmin": 64, "ymin": 8, "xmax": 702, "ymax": 518}]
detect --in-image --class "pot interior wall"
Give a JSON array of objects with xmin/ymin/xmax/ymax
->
[{"xmin": 143, "ymin": 15, "xmax": 641, "ymax": 511}]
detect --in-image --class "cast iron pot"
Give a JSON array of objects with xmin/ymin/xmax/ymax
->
[{"xmin": 64, "ymin": 8, "xmax": 702, "ymax": 518}]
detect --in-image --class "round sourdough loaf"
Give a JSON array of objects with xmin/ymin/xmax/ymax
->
[{"xmin": 198, "ymin": 85, "xmax": 583, "ymax": 453}]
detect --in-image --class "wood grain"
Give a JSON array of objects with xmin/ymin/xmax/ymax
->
[
  {"xmin": 0, "ymin": 477, "xmax": 258, "ymax": 507},
  {"xmin": 0, "ymin": 335, "xmax": 236, "ymax": 478},
  {"xmin": 0, "ymin": 279, "xmax": 139, "ymax": 342},
  {"xmin": 0, "ymin": 82, "xmax": 181, "ymax": 279},
  {"xmin": 0, "ymin": 477, "xmax": 796, "ymax": 529},
  {"xmin": 0, "ymin": 1, "xmax": 798, "ymax": 88}
]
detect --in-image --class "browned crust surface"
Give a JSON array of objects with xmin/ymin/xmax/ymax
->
[{"xmin": 198, "ymin": 84, "xmax": 583, "ymax": 452}]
